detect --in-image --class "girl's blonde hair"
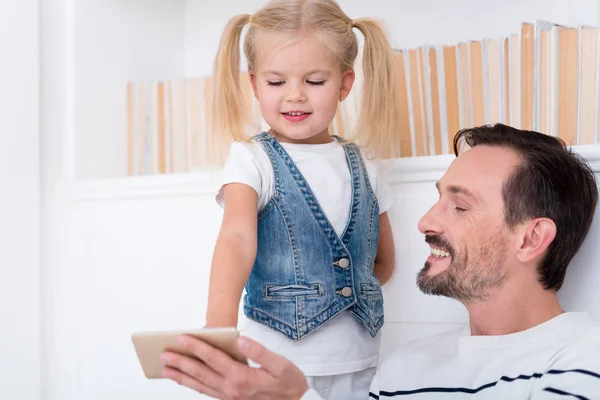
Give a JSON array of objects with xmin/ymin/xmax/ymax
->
[{"xmin": 211, "ymin": 0, "xmax": 402, "ymax": 159}]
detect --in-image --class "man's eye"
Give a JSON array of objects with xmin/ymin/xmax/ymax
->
[
  {"xmin": 455, "ymin": 207, "xmax": 467, "ymax": 213},
  {"xmin": 267, "ymin": 81, "xmax": 284, "ymax": 86},
  {"xmin": 307, "ymin": 80, "xmax": 325, "ymax": 85}
]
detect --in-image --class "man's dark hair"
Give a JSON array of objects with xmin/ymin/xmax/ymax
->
[{"xmin": 453, "ymin": 123, "xmax": 598, "ymax": 291}]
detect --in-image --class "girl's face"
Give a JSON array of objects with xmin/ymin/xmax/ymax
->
[{"xmin": 249, "ymin": 34, "xmax": 355, "ymax": 144}]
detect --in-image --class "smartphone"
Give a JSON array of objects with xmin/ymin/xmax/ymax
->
[{"xmin": 131, "ymin": 326, "xmax": 247, "ymax": 379}]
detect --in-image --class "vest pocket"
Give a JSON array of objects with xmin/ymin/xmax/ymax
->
[
  {"xmin": 360, "ymin": 283, "xmax": 383, "ymax": 299},
  {"xmin": 265, "ymin": 283, "xmax": 323, "ymax": 298}
]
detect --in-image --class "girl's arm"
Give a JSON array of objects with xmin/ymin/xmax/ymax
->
[
  {"xmin": 205, "ymin": 183, "xmax": 258, "ymax": 327},
  {"xmin": 374, "ymin": 211, "xmax": 395, "ymax": 286}
]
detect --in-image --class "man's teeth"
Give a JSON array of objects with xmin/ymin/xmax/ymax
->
[{"xmin": 431, "ymin": 248, "xmax": 450, "ymax": 257}]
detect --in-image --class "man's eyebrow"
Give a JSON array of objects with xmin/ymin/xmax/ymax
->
[{"xmin": 435, "ymin": 181, "xmax": 478, "ymax": 201}]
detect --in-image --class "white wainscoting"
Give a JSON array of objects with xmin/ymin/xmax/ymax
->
[{"xmin": 44, "ymin": 146, "xmax": 600, "ymax": 400}]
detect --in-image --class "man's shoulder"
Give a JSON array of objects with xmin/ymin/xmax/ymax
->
[
  {"xmin": 552, "ymin": 314, "xmax": 600, "ymax": 360},
  {"xmin": 531, "ymin": 315, "xmax": 600, "ymax": 397},
  {"xmin": 558, "ymin": 312, "xmax": 600, "ymax": 345}
]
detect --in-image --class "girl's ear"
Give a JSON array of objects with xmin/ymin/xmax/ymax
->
[
  {"xmin": 249, "ymin": 71, "xmax": 259, "ymax": 100},
  {"xmin": 339, "ymin": 69, "xmax": 355, "ymax": 101}
]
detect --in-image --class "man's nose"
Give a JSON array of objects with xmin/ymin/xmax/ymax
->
[{"xmin": 418, "ymin": 202, "xmax": 444, "ymax": 235}]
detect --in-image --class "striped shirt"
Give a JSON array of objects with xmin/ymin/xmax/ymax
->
[{"xmin": 302, "ymin": 312, "xmax": 600, "ymax": 399}]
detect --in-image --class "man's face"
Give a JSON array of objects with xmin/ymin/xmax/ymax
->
[{"xmin": 416, "ymin": 145, "xmax": 521, "ymax": 303}]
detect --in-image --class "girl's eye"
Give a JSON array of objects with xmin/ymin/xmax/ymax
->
[
  {"xmin": 307, "ymin": 80, "xmax": 325, "ymax": 85},
  {"xmin": 267, "ymin": 81, "xmax": 284, "ymax": 86}
]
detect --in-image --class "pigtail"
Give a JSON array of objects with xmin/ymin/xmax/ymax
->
[
  {"xmin": 210, "ymin": 14, "xmax": 252, "ymax": 163},
  {"xmin": 352, "ymin": 18, "xmax": 402, "ymax": 158}
]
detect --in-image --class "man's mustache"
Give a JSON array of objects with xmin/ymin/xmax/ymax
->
[{"xmin": 425, "ymin": 234, "xmax": 455, "ymax": 258}]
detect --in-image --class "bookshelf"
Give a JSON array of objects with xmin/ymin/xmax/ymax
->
[{"xmin": 45, "ymin": 0, "xmax": 600, "ymax": 185}]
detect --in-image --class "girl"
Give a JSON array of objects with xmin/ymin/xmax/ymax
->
[{"xmin": 205, "ymin": 0, "xmax": 400, "ymax": 398}]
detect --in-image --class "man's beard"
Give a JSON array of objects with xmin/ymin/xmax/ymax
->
[{"xmin": 416, "ymin": 234, "xmax": 508, "ymax": 304}]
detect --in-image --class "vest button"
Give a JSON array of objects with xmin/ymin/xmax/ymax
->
[
  {"xmin": 341, "ymin": 287, "xmax": 353, "ymax": 297},
  {"xmin": 338, "ymin": 258, "xmax": 350, "ymax": 269}
]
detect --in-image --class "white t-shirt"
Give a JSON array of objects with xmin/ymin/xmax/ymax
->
[
  {"xmin": 216, "ymin": 138, "xmax": 393, "ymax": 376},
  {"xmin": 301, "ymin": 312, "xmax": 600, "ymax": 399}
]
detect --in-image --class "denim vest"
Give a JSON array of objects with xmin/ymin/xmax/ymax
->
[{"xmin": 243, "ymin": 132, "xmax": 384, "ymax": 341}]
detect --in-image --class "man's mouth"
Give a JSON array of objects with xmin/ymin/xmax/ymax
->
[
  {"xmin": 425, "ymin": 235, "xmax": 453, "ymax": 257},
  {"xmin": 430, "ymin": 247, "xmax": 451, "ymax": 258}
]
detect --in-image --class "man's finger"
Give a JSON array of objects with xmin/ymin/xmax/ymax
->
[
  {"xmin": 236, "ymin": 336, "xmax": 291, "ymax": 376},
  {"xmin": 177, "ymin": 334, "xmax": 240, "ymax": 377},
  {"xmin": 162, "ymin": 367, "xmax": 223, "ymax": 398},
  {"xmin": 161, "ymin": 350, "xmax": 225, "ymax": 390}
]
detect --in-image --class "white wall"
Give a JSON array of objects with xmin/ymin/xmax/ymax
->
[
  {"xmin": 184, "ymin": 0, "xmax": 265, "ymax": 76},
  {"xmin": 184, "ymin": 0, "xmax": 599, "ymax": 76},
  {"xmin": 52, "ymin": 175, "xmax": 223, "ymax": 400},
  {"xmin": 73, "ymin": 0, "xmax": 186, "ymax": 179},
  {"xmin": 0, "ymin": 1, "xmax": 41, "ymax": 399},
  {"xmin": 40, "ymin": 1, "xmax": 73, "ymax": 398}
]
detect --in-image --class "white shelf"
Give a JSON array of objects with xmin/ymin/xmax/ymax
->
[
  {"xmin": 64, "ymin": 169, "xmax": 222, "ymax": 201},
  {"xmin": 63, "ymin": 144, "xmax": 600, "ymax": 201}
]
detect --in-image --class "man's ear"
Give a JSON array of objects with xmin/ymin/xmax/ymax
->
[
  {"xmin": 339, "ymin": 69, "xmax": 355, "ymax": 102},
  {"xmin": 516, "ymin": 218, "xmax": 557, "ymax": 264},
  {"xmin": 249, "ymin": 71, "xmax": 259, "ymax": 100}
]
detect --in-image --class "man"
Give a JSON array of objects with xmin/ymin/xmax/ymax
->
[{"xmin": 159, "ymin": 124, "xmax": 600, "ymax": 399}]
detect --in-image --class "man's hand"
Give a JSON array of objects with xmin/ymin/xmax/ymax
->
[{"xmin": 160, "ymin": 335, "xmax": 309, "ymax": 400}]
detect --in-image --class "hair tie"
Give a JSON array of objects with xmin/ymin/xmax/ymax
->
[{"xmin": 249, "ymin": 14, "xmax": 254, "ymax": 23}]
